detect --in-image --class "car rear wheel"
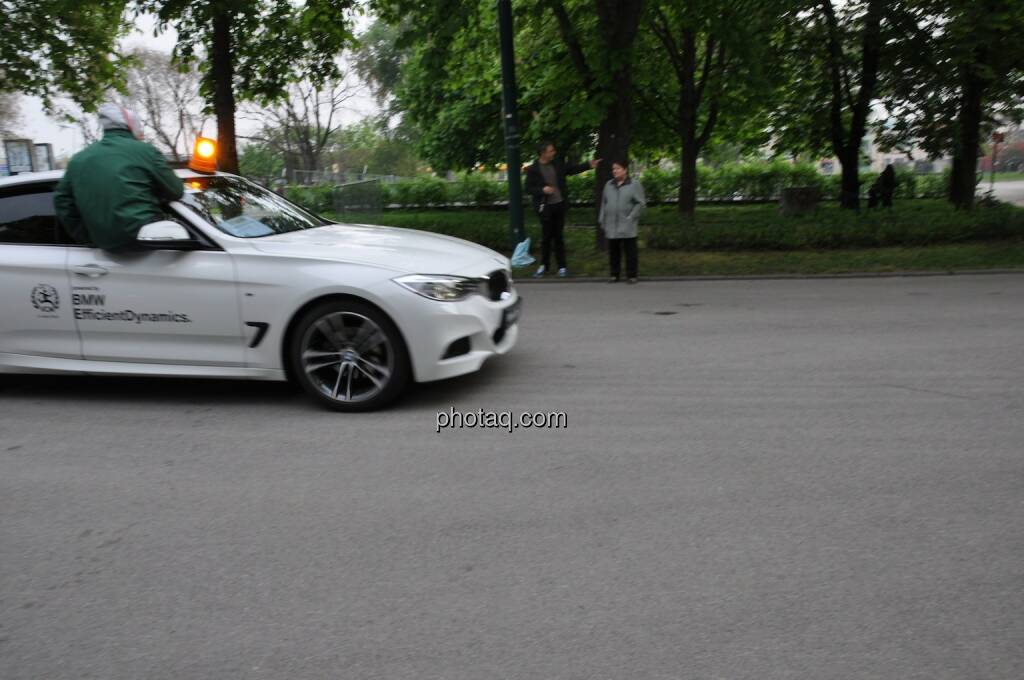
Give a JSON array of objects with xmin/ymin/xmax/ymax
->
[{"xmin": 288, "ymin": 300, "xmax": 410, "ymax": 411}]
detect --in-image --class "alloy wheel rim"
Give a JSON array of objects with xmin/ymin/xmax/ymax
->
[{"xmin": 300, "ymin": 311, "xmax": 394, "ymax": 403}]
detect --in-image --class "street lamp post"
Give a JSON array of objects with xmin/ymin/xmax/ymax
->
[{"xmin": 497, "ymin": 0, "xmax": 525, "ymax": 247}]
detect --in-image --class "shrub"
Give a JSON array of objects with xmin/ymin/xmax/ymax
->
[
  {"xmin": 366, "ymin": 164, "xmax": 963, "ymax": 209},
  {"xmin": 646, "ymin": 200, "xmax": 1024, "ymax": 251},
  {"xmin": 380, "ymin": 182, "xmax": 400, "ymax": 206},
  {"xmin": 917, "ymin": 170, "xmax": 951, "ymax": 198},
  {"xmin": 407, "ymin": 175, "xmax": 449, "ymax": 206},
  {"xmin": 284, "ymin": 184, "xmax": 335, "ymax": 213},
  {"xmin": 640, "ymin": 167, "xmax": 679, "ymax": 203},
  {"xmin": 450, "ymin": 173, "xmax": 505, "ymax": 206},
  {"xmin": 566, "ymin": 173, "xmax": 592, "ymax": 202}
]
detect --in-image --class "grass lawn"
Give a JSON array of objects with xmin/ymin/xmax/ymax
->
[
  {"xmin": 990, "ymin": 172, "xmax": 1024, "ymax": 183},
  {"xmin": 327, "ymin": 200, "xmax": 1024, "ymax": 277},
  {"xmin": 535, "ymin": 240, "xmax": 1024, "ymax": 277}
]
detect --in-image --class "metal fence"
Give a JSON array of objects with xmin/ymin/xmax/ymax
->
[{"xmin": 287, "ymin": 168, "xmax": 401, "ymax": 186}]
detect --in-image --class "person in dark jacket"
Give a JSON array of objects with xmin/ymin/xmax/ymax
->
[
  {"xmin": 867, "ymin": 164, "xmax": 897, "ymax": 210},
  {"xmin": 523, "ymin": 141, "xmax": 599, "ymax": 277},
  {"xmin": 878, "ymin": 164, "xmax": 896, "ymax": 207},
  {"xmin": 599, "ymin": 160, "xmax": 646, "ymax": 283},
  {"xmin": 54, "ymin": 102, "xmax": 184, "ymax": 250}
]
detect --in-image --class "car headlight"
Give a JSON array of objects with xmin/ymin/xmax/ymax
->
[{"xmin": 393, "ymin": 274, "xmax": 482, "ymax": 301}]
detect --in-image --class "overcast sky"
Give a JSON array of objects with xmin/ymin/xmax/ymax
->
[{"xmin": 17, "ymin": 13, "xmax": 377, "ymax": 159}]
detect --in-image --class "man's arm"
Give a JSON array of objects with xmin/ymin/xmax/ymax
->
[
  {"xmin": 53, "ymin": 174, "xmax": 89, "ymax": 243},
  {"xmin": 148, "ymin": 146, "xmax": 185, "ymax": 201},
  {"xmin": 564, "ymin": 158, "xmax": 600, "ymax": 176}
]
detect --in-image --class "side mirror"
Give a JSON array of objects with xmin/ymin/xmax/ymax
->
[{"xmin": 137, "ymin": 220, "xmax": 198, "ymax": 248}]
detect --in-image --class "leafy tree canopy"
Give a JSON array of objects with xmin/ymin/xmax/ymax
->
[{"xmin": 0, "ymin": 0, "xmax": 130, "ymax": 110}]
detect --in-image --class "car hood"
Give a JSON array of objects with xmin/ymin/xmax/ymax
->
[{"xmin": 249, "ymin": 223, "xmax": 509, "ymax": 275}]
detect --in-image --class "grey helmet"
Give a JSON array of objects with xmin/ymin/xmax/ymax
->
[{"xmin": 98, "ymin": 102, "xmax": 144, "ymax": 140}]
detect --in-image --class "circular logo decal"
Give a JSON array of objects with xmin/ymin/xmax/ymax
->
[{"xmin": 31, "ymin": 284, "xmax": 60, "ymax": 313}]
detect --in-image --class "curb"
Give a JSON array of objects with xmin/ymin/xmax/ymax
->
[{"xmin": 512, "ymin": 268, "xmax": 1024, "ymax": 283}]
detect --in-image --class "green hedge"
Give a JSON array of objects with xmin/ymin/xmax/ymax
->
[
  {"xmin": 289, "ymin": 164, "xmax": 956, "ymax": 212},
  {"xmin": 646, "ymin": 200, "xmax": 1024, "ymax": 251},
  {"xmin": 325, "ymin": 200, "xmax": 1024, "ymax": 254},
  {"xmin": 284, "ymin": 185, "xmax": 335, "ymax": 213}
]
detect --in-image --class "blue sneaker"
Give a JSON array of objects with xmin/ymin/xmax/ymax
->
[
  {"xmin": 558, "ymin": 267, "xmax": 569, "ymax": 278},
  {"xmin": 533, "ymin": 266, "xmax": 546, "ymax": 278}
]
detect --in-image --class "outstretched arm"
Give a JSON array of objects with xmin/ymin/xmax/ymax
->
[
  {"xmin": 148, "ymin": 146, "xmax": 185, "ymax": 201},
  {"xmin": 565, "ymin": 158, "xmax": 601, "ymax": 176}
]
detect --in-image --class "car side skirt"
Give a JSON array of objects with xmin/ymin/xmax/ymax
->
[{"xmin": 0, "ymin": 353, "xmax": 287, "ymax": 381}]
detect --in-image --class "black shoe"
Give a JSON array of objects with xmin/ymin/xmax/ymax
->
[{"xmin": 608, "ymin": 276, "xmax": 620, "ymax": 283}]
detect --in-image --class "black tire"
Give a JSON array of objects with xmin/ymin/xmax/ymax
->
[{"xmin": 287, "ymin": 299, "xmax": 410, "ymax": 411}]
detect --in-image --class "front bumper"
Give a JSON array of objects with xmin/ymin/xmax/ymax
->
[{"xmin": 397, "ymin": 288, "xmax": 521, "ymax": 383}]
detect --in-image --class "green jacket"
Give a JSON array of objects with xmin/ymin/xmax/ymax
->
[{"xmin": 54, "ymin": 129, "xmax": 184, "ymax": 249}]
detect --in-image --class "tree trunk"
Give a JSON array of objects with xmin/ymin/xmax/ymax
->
[
  {"xmin": 595, "ymin": 107, "xmax": 633, "ymax": 250},
  {"xmin": 211, "ymin": 8, "xmax": 238, "ymax": 174},
  {"xmin": 676, "ymin": 29, "xmax": 699, "ymax": 217},
  {"xmin": 950, "ymin": 62, "xmax": 985, "ymax": 210},
  {"xmin": 948, "ymin": 155, "xmax": 963, "ymax": 206},
  {"xmin": 821, "ymin": 0, "xmax": 882, "ymax": 211},
  {"xmin": 678, "ymin": 131, "xmax": 698, "ymax": 215},
  {"xmin": 839, "ymin": 150, "xmax": 861, "ymax": 210},
  {"xmin": 592, "ymin": 0, "xmax": 644, "ymax": 250}
]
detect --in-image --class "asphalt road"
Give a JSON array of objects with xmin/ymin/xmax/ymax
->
[
  {"xmin": 992, "ymin": 179, "xmax": 1024, "ymax": 206},
  {"xmin": 2, "ymin": 274, "xmax": 1022, "ymax": 680}
]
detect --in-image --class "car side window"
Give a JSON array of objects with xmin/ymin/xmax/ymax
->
[{"xmin": 0, "ymin": 183, "xmax": 63, "ymax": 245}]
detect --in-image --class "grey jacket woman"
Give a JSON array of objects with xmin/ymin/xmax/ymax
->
[{"xmin": 599, "ymin": 177, "xmax": 646, "ymax": 239}]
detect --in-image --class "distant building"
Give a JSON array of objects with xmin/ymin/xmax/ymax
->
[{"xmin": 816, "ymin": 133, "xmax": 952, "ymax": 175}]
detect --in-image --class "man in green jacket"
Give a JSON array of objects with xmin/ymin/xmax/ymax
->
[{"xmin": 54, "ymin": 103, "xmax": 185, "ymax": 250}]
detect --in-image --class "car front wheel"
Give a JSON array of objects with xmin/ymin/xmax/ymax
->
[{"xmin": 288, "ymin": 299, "xmax": 410, "ymax": 411}]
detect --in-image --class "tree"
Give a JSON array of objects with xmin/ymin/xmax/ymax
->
[
  {"xmin": 351, "ymin": 19, "xmax": 409, "ymax": 112},
  {"xmin": 122, "ymin": 48, "xmax": 208, "ymax": 160},
  {"xmin": 238, "ymin": 140, "xmax": 285, "ymax": 182},
  {"xmin": 877, "ymin": 0, "xmax": 1024, "ymax": 209},
  {"xmin": 372, "ymin": 0, "xmax": 644, "ymax": 248},
  {"xmin": 820, "ymin": 0, "xmax": 886, "ymax": 210},
  {"xmin": 543, "ymin": 0, "xmax": 646, "ymax": 206},
  {"xmin": 328, "ymin": 119, "xmax": 420, "ymax": 176},
  {"xmin": 0, "ymin": 0, "xmax": 129, "ymax": 110},
  {"xmin": 136, "ymin": 0, "xmax": 358, "ymax": 173},
  {"xmin": 636, "ymin": 0, "xmax": 785, "ymax": 215},
  {"xmin": 770, "ymin": 1, "xmax": 894, "ymax": 210},
  {"xmin": 242, "ymin": 75, "xmax": 361, "ymax": 177},
  {"xmin": 0, "ymin": 93, "xmax": 21, "ymax": 136}
]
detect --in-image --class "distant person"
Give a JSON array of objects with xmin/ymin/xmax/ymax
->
[
  {"xmin": 524, "ymin": 141, "xmax": 600, "ymax": 277},
  {"xmin": 54, "ymin": 102, "xmax": 184, "ymax": 250},
  {"xmin": 869, "ymin": 164, "xmax": 897, "ymax": 209},
  {"xmin": 599, "ymin": 160, "xmax": 646, "ymax": 284},
  {"xmin": 879, "ymin": 164, "xmax": 896, "ymax": 207}
]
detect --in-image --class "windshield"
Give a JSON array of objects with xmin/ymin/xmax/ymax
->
[{"xmin": 180, "ymin": 176, "xmax": 331, "ymax": 238}]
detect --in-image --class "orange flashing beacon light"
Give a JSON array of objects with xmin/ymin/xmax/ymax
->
[{"xmin": 189, "ymin": 137, "xmax": 217, "ymax": 173}]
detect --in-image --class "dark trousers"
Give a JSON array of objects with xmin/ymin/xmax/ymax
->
[
  {"xmin": 608, "ymin": 237, "xmax": 638, "ymax": 278},
  {"xmin": 538, "ymin": 201, "xmax": 567, "ymax": 270}
]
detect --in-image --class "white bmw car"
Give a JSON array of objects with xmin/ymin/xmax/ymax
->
[{"xmin": 0, "ymin": 168, "xmax": 521, "ymax": 410}]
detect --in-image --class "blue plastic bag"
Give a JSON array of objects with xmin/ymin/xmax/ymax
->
[{"xmin": 510, "ymin": 237, "xmax": 535, "ymax": 267}]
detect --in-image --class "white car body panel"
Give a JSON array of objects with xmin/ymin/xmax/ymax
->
[{"xmin": 0, "ymin": 169, "xmax": 519, "ymax": 386}]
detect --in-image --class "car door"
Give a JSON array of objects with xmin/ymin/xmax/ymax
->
[
  {"xmin": 0, "ymin": 180, "xmax": 81, "ymax": 360},
  {"xmin": 65, "ymin": 208, "xmax": 246, "ymax": 366}
]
